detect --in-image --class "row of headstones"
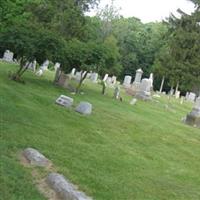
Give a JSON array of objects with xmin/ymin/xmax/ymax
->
[
  {"xmin": 71, "ymin": 68, "xmax": 118, "ymax": 86},
  {"xmin": 23, "ymin": 148, "xmax": 92, "ymax": 200},
  {"xmin": 56, "ymin": 95, "xmax": 92, "ymax": 115},
  {"xmin": 123, "ymin": 68, "xmax": 153, "ymax": 100},
  {"xmin": 1, "ymin": 50, "xmax": 15, "ymax": 62}
]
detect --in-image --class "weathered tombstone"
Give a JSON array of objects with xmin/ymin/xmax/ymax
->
[
  {"xmin": 56, "ymin": 95, "xmax": 73, "ymax": 108},
  {"xmin": 23, "ymin": 148, "xmax": 50, "ymax": 167},
  {"xmin": 103, "ymin": 74, "xmax": 109, "ymax": 82},
  {"xmin": 123, "ymin": 75, "xmax": 132, "ymax": 87},
  {"xmin": 132, "ymin": 68, "xmax": 143, "ymax": 92},
  {"xmin": 75, "ymin": 71, "xmax": 82, "ymax": 82},
  {"xmin": 57, "ymin": 73, "xmax": 70, "ymax": 88},
  {"xmin": 175, "ymin": 91, "xmax": 181, "ymax": 99},
  {"xmin": 36, "ymin": 69, "xmax": 44, "ymax": 76},
  {"xmin": 3, "ymin": 50, "xmax": 14, "ymax": 62},
  {"xmin": 113, "ymin": 85, "xmax": 120, "ymax": 99},
  {"xmin": 106, "ymin": 77, "xmax": 112, "ymax": 86},
  {"xmin": 40, "ymin": 60, "xmax": 49, "ymax": 71},
  {"xmin": 184, "ymin": 97, "xmax": 200, "ymax": 128},
  {"xmin": 149, "ymin": 73, "xmax": 154, "ymax": 90},
  {"xmin": 135, "ymin": 78, "xmax": 152, "ymax": 100},
  {"xmin": 90, "ymin": 73, "xmax": 98, "ymax": 83},
  {"xmin": 46, "ymin": 173, "xmax": 92, "ymax": 200},
  {"xmin": 54, "ymin": 62, "xmax": 60, "ymax": 71},
  {"xmin": 54, "ymin": 66, "xmax": 61, "ymax": 83},
  {"xmin": 75, "ymin": 102, "xmax": 92, "ymax": 115},
  {"xmin": 180, "ymin": 96, "xmax": 184, "ymax": 104},
  {"xmin": 130, "ymin": 98, "xmax": 137, "ymax": 105},
  {"xmin": 111, "ymin": 76, "xmax": 117, "ymax": 85},
  {"xmin": 71, "ymin": 68, "xmax": 76, "ymax": 76},
  {"xmin": 28, "ymin": 60, "xmax": 37, "ymax": 72},
  {"xmin": 134, "ymin": 68, "xmax": 143, "ymax": 84},
  {"xmin": 187, "ymin": 92, "xmax": 196, "ymax": 102}
]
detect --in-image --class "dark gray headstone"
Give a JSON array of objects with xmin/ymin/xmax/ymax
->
[{"xmin": 47, "ymin": 173, "xmax": 92, "ymax": 200}]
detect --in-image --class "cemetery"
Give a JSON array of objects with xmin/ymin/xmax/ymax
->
[
  {"xmin": 1, "ymin": 61, "xmax": 200, "ymax": 200},
  {"xmin": 1, "ymin": 0, "xmax": 200, "ymax": 200}
]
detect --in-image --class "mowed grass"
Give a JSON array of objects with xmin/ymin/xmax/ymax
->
[{"xmin": 1, "ymin": 62, "xmax": 200, "ymax": 200}]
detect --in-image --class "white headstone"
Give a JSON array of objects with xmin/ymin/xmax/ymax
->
[
  {"xmin": 75, "ymin": 71, "xmax": 82, "ymax": 81},
  {"xmin": 106, "ymin": 77, "xmax": 112, "ymax": 85},
  {"xmin": 90, "ymin": 73, "xmax": 98, "ymax": 83},
  {"xmin": 111, "ymin": 76, "xmax": 117, "ymax": 85},
  {"xmin": 103, "ymin": 74, "xmax": 109, "ymax": 81},
  {"xmin": 56, "ymin": 95, "xmax": 74, "ymax": 108},
  {"xmin": 3, "ymin": 50, "xmax": 14, "ymax": 62},
  {"xmin": 71, "ymin": 68, "xmax": 76, "ymax": 76},
  {"xmin": 134, "ymin": 69, "xmax": 143, "ymax": 83},
  {"xmin": 187, "ymin": 92, "xmax": 196, "ymax": 102},
  {"xmin": 140, "ymin": 78, "xmax": 151, "ymax": 93},
  {"xmin": 194, "ymin": 97, "xmax": 200, "ymax": 109},
  {"xmin": 36, "ymin": 69, "xmax": 44, "ymax": 76},
  {"xmin": 54, "ymin": 62, "xmax": 60, "ymax": 71},
  {"xmin": 175, "ymin": 91, "xmax": 181, "ymax": 99},
  {"xmin": 40, "ymin": 60, "xmax": 49, "ymax": 70},
  {"xmin": 149, "ymin": 73, "xmax": 153, "ymax": 89},
  {"xmin": 123, "ymin": 76, "xmax": 132, "ymax": 87}
]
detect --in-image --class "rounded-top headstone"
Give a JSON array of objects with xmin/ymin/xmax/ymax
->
[
  {"xmin": 23, "ymin": 148, "xmax": 50, "ymax": 167},
  {"xmin": 75, "ymin": 102, "xmax": 92, "ymax": 115},
  {"xmin": 47, "ymin": 173, "xmax": 92, "ymax": 200}
]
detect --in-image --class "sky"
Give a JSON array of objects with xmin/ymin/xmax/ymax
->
[{"xmin": 88, "ymin": 0, "xmax": 195, "ymax": 23}]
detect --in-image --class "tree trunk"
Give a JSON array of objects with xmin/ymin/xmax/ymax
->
[
  {"xmin": 76, "ymin": 71, "xmax": 88, "ymax": 93},
  {"xmin": 159, "ymin": 76, "xmax": 165, "ymax": 93},
  {"xmin": 101, "ymin": 81, "xmax": 106, "ymax": 95}
]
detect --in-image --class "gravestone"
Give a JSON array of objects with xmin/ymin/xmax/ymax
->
[
  {"xmin": 130, "ymin": 98, "xmax": 137, "ymax": 105},
  {"xmin": 47, "ymin": 173, "xmax": 92, "ymax": 200},
  {"xmin": 106, "ymin": 77, "xmax": 112, "ymax": 86},
  {"xmin": 40, "ymin": 60, "xmax": 49, "ymax": 70},
  {"xmin": 123, "ymin": 76, "xmax": 132, "ymax": 87},
  {"xmin": 175, "ymin": 91, "xmax": 181, "ymax": 99},
  {"xmin": 56, "ymin": 95, "xmax": 73, "ymax": 108},
  {"xmin": 23, "ymin": 148, "xmax": 50, "ymax": 167},
  {"xmin": 28, "ymin": 60, "xmax": 37, "ymax": 72},
  {"xmin": 149, "ymin": 73, "xmax": 154, "ymax": 90},
  {"xmin": 3, "ymin": 50, "xmax": 14, "ymax": 62},
  {"xmin": 184, "ymin": 97, "xmax": 200, "ymax": 128},
  {"xmin": 103, "ymin": 74, "xmax": 109, "ymax": 81},
  {"xmin": 54, "ymin": 62, "xmax": 60, "ymax": 71},
  {"xmin": 36, "ymin": 69, "xmax": 44, "ymax": 76},
  {"xmin": 57, "ymin": 73, "xmax": 70, "ymax": 88},
  {"xmin": 132, "ymin": 68, "xmax": 143, "ymax": 93},
  {"xmin": 134, "ymin": 69, "xmax": 143, "ymax": 84},
  {"xmin": 90, "ymin": 73, "xmax": 98, "ymax": 83},
  {"xmin": 111, "ymin": 76, "xmax": 117, "ymax": 85},
  {"xmin": 180, "ymin": 96, "xmax": 184, "ymax": 104},
  {"xmin": 75, "ymin": 102, "xmax": 92, "ymax": 115},
  {"xmin": 75, "ymin": 71, "xmax": 82, "ymax": 82},
  {"xmin": 187, "ymin": 92, "xmax": 196, "ymax": 102},
  {"xmin": 135, "ymin": 78, "xmax": 152, "ymax": 100},
  {"xmin": 54, "ymin": 67, "xmax": 61, "ymax": 83},
  {"xmin": 113, "ymin": 85, "xmax": 120, "ymax": 99},
  {"xmin": 71, "ymin": 68, "xmax": 76, "ymax": 76}
]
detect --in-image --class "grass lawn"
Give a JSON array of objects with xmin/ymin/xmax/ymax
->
[{"xmin": 1, "ymin": 62, "xmax": 200, "ymax": 200}]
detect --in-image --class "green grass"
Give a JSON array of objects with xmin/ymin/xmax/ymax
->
[{"xmin": 1, "ymin": 62, "xmax": 200, "ymax": 200}]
